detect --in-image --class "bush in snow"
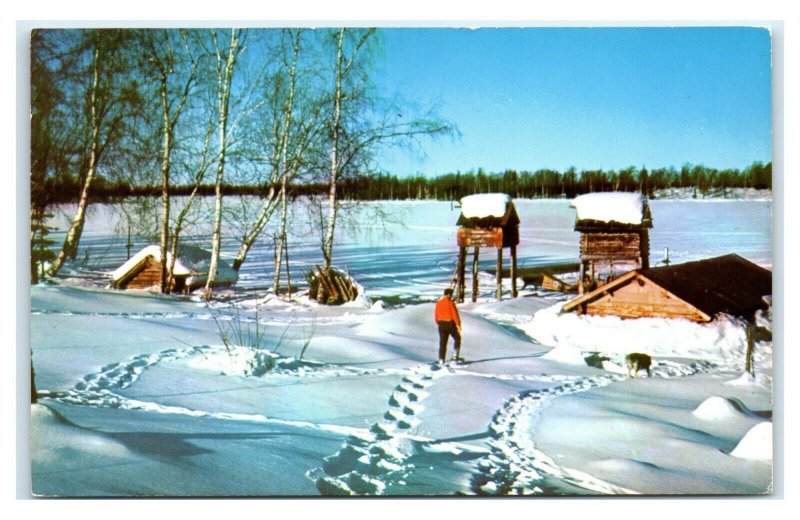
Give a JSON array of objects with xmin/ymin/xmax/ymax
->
[{"xmin": 207, "ymin": 301, "xmax": 315, "ymax": 376}]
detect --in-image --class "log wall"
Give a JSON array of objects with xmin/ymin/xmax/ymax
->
[
  {"xmin": 118, "ymin": 256, "xmax": 187, "ymax": 292},
  {"xmin": 582, "ymin": 275, "xmax": 709, "ymax": 321},
  {"xmin": 121, "ymin": 257, "xmax": 161, "ymax": 289},
  {"xmin": 580, "ymin": 232, "xmax": 644, "ymax": 261}
]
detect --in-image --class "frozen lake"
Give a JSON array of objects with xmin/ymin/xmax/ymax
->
[{"xmin": 49, "ymin": 197, "xmax": 773, "ymax": 300}]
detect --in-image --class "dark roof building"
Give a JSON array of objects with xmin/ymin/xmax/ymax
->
[{"xmin": 562, "ymin": 254, "xmax": 772, "ymax": 322}]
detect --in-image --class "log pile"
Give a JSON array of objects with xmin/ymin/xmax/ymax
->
[{"xmin": 306, "ymin": 266, "xmax": 359, "ymax": 305}]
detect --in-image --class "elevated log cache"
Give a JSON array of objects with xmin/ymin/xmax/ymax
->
[
  {"xmin": 571, "ymin": 192, "xmax": 652, "ymax": 294},
  {"xmin": 454, "ymin": 194, "xmax": 519, "ymax": 302}
]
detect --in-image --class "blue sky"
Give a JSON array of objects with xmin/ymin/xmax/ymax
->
[{"xmin": 372, "ymin": 27, "xmax": 772, "ymax": 177}]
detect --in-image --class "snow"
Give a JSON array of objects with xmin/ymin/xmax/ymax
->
[
  {"xmin": 692, "ymin": 396, "xmax": 753, "ymax": 421},
  {"xmin": 730, "ymin": 422, "xmax": 773, "ymax": 461},
  {"xmin": 29, "ymin": 199, "xmax": 773, "ymax": 497},
  {"xmin": 112, "ymin": 245, "xmax": 194, "ymax": 279},
  {"xmin": 571, "ymin": 191, "xmax": 646, "ymax": 224},
  {"xmin": 459, "ymin": 193, "xmax": 511, "ymax": 219},
  {"xmin": 111, "ymin": 243, "xmax": 238, "ymax": 288},
  {"xmin": 521, "ymin": 303, "xmax": 752, "ymax": 365}
]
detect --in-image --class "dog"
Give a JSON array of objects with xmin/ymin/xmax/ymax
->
[{"xmin": 625, "ymin": 353, "xmax": 652, "ymax": 378}]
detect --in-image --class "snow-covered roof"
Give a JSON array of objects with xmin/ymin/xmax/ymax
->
[
  {"xmin": 112, "ymin": 244, "xmax": 237, "ymax": 285},
  {"xmin": 570, "ymin": 192, "xmax": 647, "ymax": 225},
  {"xmin": 459, "ymin": 193, "xmax": 511, "ymax": 219}
]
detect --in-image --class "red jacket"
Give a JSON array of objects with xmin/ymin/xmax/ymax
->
[{"xmin": 434, "ymin": 296, "xmax": 461, "ymax": 328}]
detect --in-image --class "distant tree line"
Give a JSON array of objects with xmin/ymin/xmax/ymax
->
[
  {"xmin": 341, "ymin": 162, "xmax": 772, "ymax": 200},
  {"xmin": 41, "ymin": 161, "xmax": 771, "ymax": 204}
]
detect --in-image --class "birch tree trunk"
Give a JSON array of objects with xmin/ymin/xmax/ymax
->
[
  {"xmin": 152, "ymin": 31, "xmax": 198, "ymax": 293},
  {"xmin": 232, "ymin": 29, "xmax": 301, "ymax": 276},
  {"xmin": 205, "ymin": 29, "xmax": 240, "ymax": 299},
  {"xmin": 321, "ymin": 28, "xmax": 345, "ymax": 272},
  {"xmin": 272, "ymin": 175, "xmax": 289, "ymax": 294},
  {"xmin": 47, "ymin": 49, "xmax": 101, "ymax": 277},
  {"xmin": 167, "ymin": 125, "xmax": 213, "ymax": 292},
  {"xmin": 271, "ymin": 31, "xmax": 300, "ymax": 293},
  {"xmin": 231, "ymin": 186, "xmax": 278, "ymax": 271},
  {"xmin": 158, "ymin": 74, "xmax": 171, "ymax": 293}
]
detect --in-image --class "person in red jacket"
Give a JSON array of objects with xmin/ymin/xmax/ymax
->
[{"xmin": 434, "ymin": 288, "xmax": 462, "ymax": 364}]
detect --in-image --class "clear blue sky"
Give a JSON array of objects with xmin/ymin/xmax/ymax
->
[{"xmin": 373, "ymin": 27, "xmax": 772, "ymax": 177}]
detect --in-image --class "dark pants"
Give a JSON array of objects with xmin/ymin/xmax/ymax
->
[{"xmin": 437, "ymin": 321, "xmax": 461, "ymax": 361}]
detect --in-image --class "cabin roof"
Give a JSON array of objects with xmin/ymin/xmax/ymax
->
[
  {"xmin": 640, "ymin": 254, "xmax": 772, "ymax": 318},
  {"xmin": 456, "ymin": 193, "xmax": 519, "ymax": 228},
  {"xmin": 562, "ymin": 254, "xmax": 772, "ymax": 319},
  {"xmin": 571, "ymin": 191, "xmax": 652, "ymax": 230},
  {"xmin": 111, "ymin": 244, "xmax": 238, "ymax": 285}
]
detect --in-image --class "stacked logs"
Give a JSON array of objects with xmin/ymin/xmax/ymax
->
[{"xmin": 306, "ymin": 266, "xmax": 359, "ymax": 305}]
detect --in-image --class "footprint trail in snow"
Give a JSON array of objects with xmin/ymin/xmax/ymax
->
[
  {"xmin": 41, "ymin": 340, "xmax": 717, "ymax": 496},
  {"xmin": 471, "ymin": 358, "xmax": 717, "ymax": 495}
]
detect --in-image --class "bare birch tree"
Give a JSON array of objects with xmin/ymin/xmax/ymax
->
[
  {"xmin": 204, "ymin": 28, "xmax": 243, "ymax": 299},
  {"xmin": 229, "ymin": 29, "xmax": 323, "ymax": 292},
  {"xmin": 319, "ymin": 28, "xmax": 453, "ymax": 272},
  {"xmin": 46, "ymin": 30, "xmax": 142, "ymax": 277},
  {"xmin": 139, "ymin": 29, "xmax": 200, "ymax": 292}
]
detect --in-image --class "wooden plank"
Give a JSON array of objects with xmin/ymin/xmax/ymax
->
[
  {"xmin": 487, "ymin": 262, "xmax": 580, "ymax": 286},
  {"xmin": 458, "ymin": 227, "xmax": 503, "ymax": 248},
  {"xmin": 542, "ymin": 274, "xmax": 575, "ymax": 293}
]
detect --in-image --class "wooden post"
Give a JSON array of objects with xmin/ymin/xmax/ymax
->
[
  {"xmin": 496, "ymin": 247, "xmax": 503, "ymax": 300},
  {"xmin": 745, "ymin": 318, "xmax": 755, "ymax": 376},
  {"xmin": 510, "ymin": 245, "xmax": 518, "ymax": 298},
  {"xmin": 284, "ymin": 235, "xmax": 292, "ymax": 298},
  {"xmin": 472, "ymin": 246, "xmax": 480, "ymax": 302},
  {"xmin": 126, "ymin": 221, "xmax": 132, "ymax": 260},
  {"xmin": 578, "ymin": 260, "xmax": 586, "ymax": 295},
  {"xmin": 456, "ymin": 246, "xmax": 467, "ymax": 303},
  {"xmin": 31, "ymin": 357, "xmax": 37, "ymax": 404}
]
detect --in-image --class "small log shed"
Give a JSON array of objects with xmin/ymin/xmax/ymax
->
[
  {"xmin": 454, "ymin": 193, "xmax": 520, "ymax": 302},
  {"xmin": 111, "ymin": 244, "xmax": 238, "ymax": 293},
  {"xmin": 571, "ymin": 192, "xmax": 653, "ymax": 294},
  {"xmin": 561, "ymin": 253, "xmax": 772, "ymax": 374}
]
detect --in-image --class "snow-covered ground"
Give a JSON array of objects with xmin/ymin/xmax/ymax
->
[{"xmin": 29, "ymin": 199, "xmax": 773, "ymax": 496}]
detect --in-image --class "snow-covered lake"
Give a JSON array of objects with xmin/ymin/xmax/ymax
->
[
  {"xmin": 48, "ymin": 198, "xmax": 773, "ymax": 299},
  {"xmin": 31, "ymin": 198, "xmax": 774, "ymax": 496}
]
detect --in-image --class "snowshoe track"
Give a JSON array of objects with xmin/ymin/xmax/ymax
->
[
  {"xmin": 309, "ymin": 362, "xmax": 453, "ymax": 495},
  {"xmin": 43, "ymin": 340, "xmax": 718, "ymax": 497},
  {"xmin": 470, "ymin": 358, "xmax": 718, "ymax": 495}
]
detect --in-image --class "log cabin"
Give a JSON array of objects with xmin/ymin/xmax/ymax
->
[
  {"xmin": 561, "ymin": 253, "xmax": 772, "ymax": 322},
  {"xmin": 571, "ymin": 192, "xmax": 653, "ymax": 294},
  {"xmin": 455, "ymin": 193, "xmax": 520, "ymax": 301},
  {"xmin": 111, "ymin": 244, "xmax": 238, "ymax": 293}
]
